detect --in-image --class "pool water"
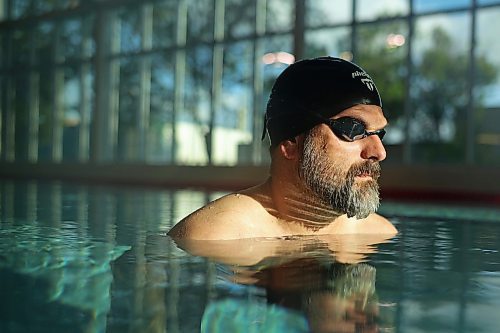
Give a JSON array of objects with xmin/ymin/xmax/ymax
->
[{"xmin": 1, "ymin": 180, "xmax": 500, "ymax": 333}]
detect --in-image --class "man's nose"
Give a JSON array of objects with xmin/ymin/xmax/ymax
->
[{"xmin": 360, "ymin": 135, "xmax": 387, "ymax": 161}]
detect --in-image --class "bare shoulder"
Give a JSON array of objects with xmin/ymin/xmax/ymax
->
[
  {"xmin": 364, "ymin": 213, "xmax": 398, "ymax": 234},
  {"xmin": 167, "ymin": 192, "xmax": 275, "ymax": 240}
]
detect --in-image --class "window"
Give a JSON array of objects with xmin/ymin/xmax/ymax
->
[
  {"xmin": 1, "ymin": 0, "xmax": 500, "ymax": 167},
  {"xmin": 475, "ymin": 7, "xmax": 500, "ymax": 164},
  {"xmin": 411, "ymin": 13, "xmax": 471, "ymax": 163},
  {"xmin": 305, "ymin": 0, "xmax": 351, "ymax": 27},
  {"xmin": 356, "ymin": 0, "xmax": 408, "ymax": 21}
]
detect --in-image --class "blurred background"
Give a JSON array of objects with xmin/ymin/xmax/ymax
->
[{"xmin": 0, "ymin": 0, "xmax": 499, "ymax": 197}]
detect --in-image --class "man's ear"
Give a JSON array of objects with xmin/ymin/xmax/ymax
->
[{"xmin": 279, "ymin": 137, "xmax": 300, "ymax": 160}]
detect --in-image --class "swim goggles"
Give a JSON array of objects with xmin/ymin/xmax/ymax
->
[{"xmin": 313, "ymin": 114, "xmax": 386, "ymax": 142}]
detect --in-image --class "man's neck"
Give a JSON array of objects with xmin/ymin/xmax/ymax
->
[{"xmin": 267, "ymin": 176, "xmax": 344, "ymax": 231}]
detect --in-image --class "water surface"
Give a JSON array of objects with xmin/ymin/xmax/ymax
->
[{"xmin": 1, "ymin": 180, "xmax": 500, "ymax": 332}]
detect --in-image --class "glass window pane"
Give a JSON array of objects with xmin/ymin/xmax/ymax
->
[
  {"xmin": 37, "ymin": 0, "xmax": 60, "ymax": 15},
  {"xmin": 12, "ymin": 0, "xmax": 34, "ymax": 19},
  {"xmin": 36, "ymin": 22, "xmax": 54, "ymax": 67},
  {"xmin": 148, "ymin": 53, "xmax": 175, "ymax": 164},
  {"xmin": 118, "ymin": 6, "xmax": 141, "ymax": 53},
  {"xmin": 475, "ymin": 7, "xmax": 500, "ymax": 165},
  {"xmin": 78, "ymin": 63, "xmax": 93, "ymax": 162},
  {"xmin": 0, "ymin": 34, "xmax": 6, "ymax": 70},
  {"xmin": 81, "ymin": 16, "xmax": 95, "ymax": 58},
  {"xmin": 60, "ymin": 19, "xmax": 83, "ymax": 61},
  {"xmin": 414, "ymin": 0, "xmax": 470, "ymax": 13},
  {"xmin": 262, "ymin": 34, "xmax": 293, "ymax": 99},
  {"xmin": 215, "ymin": 41, "xmax": 253, "ymax": 166},
  {"xmin": 411, "ymin": 13, "xmax": 471, "ymax": 163},
  {"xmin": 304, "ymin": 27, "xmax": 351, "ymax": 59},
  {"xmin": 305, "ymin": 0, "xmax": 351, "ymax": 26},
  {"xmin": 356, "ymin": 21, "xmax": 408, "ymax": 163},
  {"xmin": 187, "ymin": 0, "xmax": 214, "ymax": 43},
  {"xmin": 55, "ymin": 16, "xmax": 95, "ymax": 62},
  {"xmin": 260, "ymin": 35, "xmax": 293, "ymax": 149},
  {"xmin": 152, "ymin": 2, "xmax": 177, "ymax": 48},
  {"xmin": 475, "ymin": 7, "xmax": 500, "ymax": 108},
  {"xmin": 225, "ymin": 0, "xmax": 255, "ymax": 39},
  {"xmin": 356, "ymin": 0, "xmax": 408, "ymax": 21},
  {"xmin": 117, "ymin": 58, "xmax": 140, "ymax": 162},
  {"xmin": 266, "ymin": 0, "xmax": 294, "ymax": 32},
  {"xmin": 62, "ymin": 66, "xmax": 81, "ymax": 161},
  {"xmin": 14, "ymin": 76, "xmax": 30, "ymax": 161},
  {"xmin": 38, "ymin": 64, "xmax": 53, "ymax": 162},
  {"xmin": 1, "ymin": 77, "xmax": 13, "ymax": 161},
  {"xmin": 179, "ymin": 46, "xmax": 213, "ymax": 165},
  {"xmin": 36, "ymin": 0, "xmax": 79, "ymax": 14},
  {"xmin": 0, "ymin": 7, "xmax": 5, "ymax": 21},
  {"xmin": 11, "ymin": 28, "xmax": 31, "ymax": 67}
]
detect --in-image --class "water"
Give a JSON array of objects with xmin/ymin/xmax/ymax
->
[{"xmin": 1, "ymin": 180, "xmax": 500, "ymax": 333}]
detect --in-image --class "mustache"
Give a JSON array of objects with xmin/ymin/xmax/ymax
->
[{"xmin": 347, "ymin": 161, "xmax": 381, "ymax": 180}]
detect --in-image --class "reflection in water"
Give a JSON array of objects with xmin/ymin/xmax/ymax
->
[
  {"xmin": 0, "ymin": 181, "xmax": 131, "ymax": 333},
  {"xmin": 0, "ymin": 221, "xmax": 130, "ymax": 332},
  {"xmin": 267, "ymin": 261, "xmax": 378, "ymax": 333},
  {"xmin": 196, "ymin": 240, "xmax": 390, "ymax": 333},
  {"xmin": 0, "ymin": 180, "xmax": 395, "ymax": 332},
  {"xmin": 2, "ymin": 180, "xmax": 500, "ymax": 332},
  {"xmin": 0, "ymin": 180, "xmax": 199, "ymax": 333}
]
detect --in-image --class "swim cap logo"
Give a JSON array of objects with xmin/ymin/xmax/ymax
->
[{"xmin": 352, "ymin": 71, "xmax": 375, "ymax": 91}]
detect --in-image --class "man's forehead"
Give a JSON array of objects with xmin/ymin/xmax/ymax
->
[{"xmin": 333, "ymin": 105, "xmax": 387, "ymax": 126}]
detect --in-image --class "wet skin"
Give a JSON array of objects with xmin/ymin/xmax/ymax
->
[{"xmin": 168, "ymin": 105, "xmax": 397, "ymax": 240}]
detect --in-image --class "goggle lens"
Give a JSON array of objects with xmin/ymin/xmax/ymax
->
[{"xmin": 327, "ymin": 117, "xmax": 386, "ymax": 142}]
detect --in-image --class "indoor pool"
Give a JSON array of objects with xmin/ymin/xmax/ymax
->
[{"xmin": 1, "ymin": 180, "xmax": 500, "ymax": 333}]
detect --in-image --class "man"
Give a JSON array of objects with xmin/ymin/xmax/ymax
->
[{"xmin": 168, "ymin": 56, "xmax": 397, "ymax": 240}]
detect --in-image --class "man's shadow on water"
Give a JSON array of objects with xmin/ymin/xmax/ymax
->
[{"xmin": 174, "ymin": 234, "xmax": 395, "ymax": 333}]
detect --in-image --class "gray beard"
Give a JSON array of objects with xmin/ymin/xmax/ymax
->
[{"xmin": 299, "ymin": 132, "xmax": 381, "ymax": 219}]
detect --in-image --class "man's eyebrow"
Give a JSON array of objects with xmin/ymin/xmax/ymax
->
[
  {"xmin": 374, "ymin": 120, "xmax": 388, "ymax": 130},
  {"xmin": 358, "ymin": 117, "xmax": 389, "ymax": 130},
  {"xmin": 349, "ymin": 115, "xmax": 388, "ymax": 129}
]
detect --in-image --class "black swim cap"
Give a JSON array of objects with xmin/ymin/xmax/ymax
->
[{"xmin": 263, "ymin": 56, "xmax": 382, "ymax": 146}]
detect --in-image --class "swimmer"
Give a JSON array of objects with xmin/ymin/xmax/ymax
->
[{"xmin": 168, "ymin": 56, "xmax": 397, "ymax": 240}]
